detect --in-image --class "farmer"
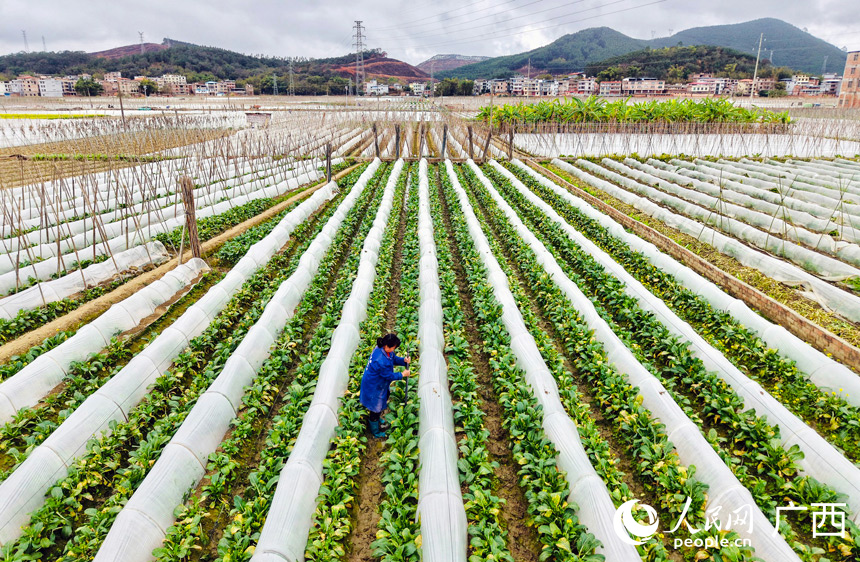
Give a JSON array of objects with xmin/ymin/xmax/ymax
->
[{"xmin": 360, "ymin": 333, "xmax": 411, "ymax": 438}]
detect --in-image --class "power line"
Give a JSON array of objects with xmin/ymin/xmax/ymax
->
[
  {"xmin": 389, "ymin": 0, "xmax": 541, "ymax": 37},
  {"xmin": 376, "ymin": 0, "xmax": 518, "ymax": 31},
  {"xmin": 388, "ymin": 0, "xmax": 596, "ymax": 41},
  {"xmin": 413, "ymin": 0, "xmax": 664, "ymax": 50}
]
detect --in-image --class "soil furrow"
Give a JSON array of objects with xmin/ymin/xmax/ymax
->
[
  {"xmin": 191, "ymin": 176, "xmax": 388, "ymax": 562},
  {"xmin": 464, "ymin": 165, "xmax": 683, "ymax": 560},
  {"xmin": 344, "ymin": 178, "xmax": 410, "ymax": 562},
  {"xmin": 435, "ymin": 165, "xmax": 542, "ymax": 562}
]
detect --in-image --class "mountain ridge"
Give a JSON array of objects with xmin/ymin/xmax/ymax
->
[
  {"xmin": 0, "ymin": 39, "xmax": 428, "ymax": 93},
  {"xmin": 437, "ymin": 18, "xmax": 847, "ymax": 78}
]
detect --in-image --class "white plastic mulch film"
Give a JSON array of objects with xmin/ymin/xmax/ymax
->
[
  {"xmin": 576, "ymin": 158, "xmax": 860, "ymax": 280},
  {"xmin": 0, "ymin": 241, "xmax": 169, "ymax": 320},
  {"xmin": 249, "ymin": 159, "xmax": 402, "ymax": 562},
  {"xmin": 0, "ymin": 157, "xmax": 333, "ymax": 293},
  {"xmin": 446, "ymin": 160, "xmax": 641, "ymax": 561},
  {"xmin": 600, "ymin": 157, "xmax": 860, "ymax": 259},
  {"xmin": 0, "ymin": 257, "xmax": 208, "ymax": 425},
  {"xmin": 546, "ymin": 158, "xmax": 860, "ymax": 406},
  {"xmin": 0, "ymin": 175, "xmax": 342, "ymax": 547},
  {"xmin": 92, "ymin": 160, "xmax": 385, "ymax": 562},
  {"xmin": 416, "ymin": 159, "xmax": 468, "ymax": 562},
  {"xmin": 559, "ymin": 157, "xmax": 860, "ymax": 323},
  {"xmin": 468, "ymin": 160, "xmax": 799, "ymax": 562},
  {"xmin": 495, "ymin": 161, "xmax": 860, "ymax": 522},
  {"xmin": 629, "ymin": 158, "xmax": 860, "ymax": 244}
]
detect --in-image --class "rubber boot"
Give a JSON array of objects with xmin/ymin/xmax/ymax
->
[
  {"xmin": 368, "ymin": 419, "xmax": 386, "ymax": 438},
  {"xmin": 379, "ymin": 414, "xmax": 391, "ymax": 432}
]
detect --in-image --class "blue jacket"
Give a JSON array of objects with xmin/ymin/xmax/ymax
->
[{"xmin": 360, "ymin": 347, "xmax": 407, "ymax": 413}]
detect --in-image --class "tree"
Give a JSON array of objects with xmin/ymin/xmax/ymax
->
[
  {"xmin": 667, "ymin": 65, "xmax": 686, "ymax": 83},
  {"xmin": 74, "ymin": 77, "xmax": 103, "ymax": 97},
  {"xmin": 138, "ymin": 78, "xmax": 158, "ymax": 96}
]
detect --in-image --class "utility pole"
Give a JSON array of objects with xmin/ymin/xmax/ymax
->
[
  {"xmin": 21, "ymin": 30, "xmax": 29, "ymax": 53},
  {"xmin": 353, "ymin": 21, "xmax": 366, "ymax": 96},
  {"xmin": 527, "ymin": 57, "xmax": 531, "ymax": 79},
  {"xmin": 139, "ymin": 32, "xmax": 145, "ymax": 54},
  {"xmin": 750, "ymin": 33, "xmax": 764, "ymax": 103}
]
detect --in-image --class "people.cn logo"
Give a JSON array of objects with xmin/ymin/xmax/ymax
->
[{"xmin": 613, "ymin": 499, "xmax": 659, "ymax": 545}]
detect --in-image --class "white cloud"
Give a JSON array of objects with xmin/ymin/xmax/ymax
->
[{"xmin": 0, "ymin": 0, "xmax": 856, "ymax": 66}]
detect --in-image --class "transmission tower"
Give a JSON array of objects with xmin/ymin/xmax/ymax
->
[
  {"xmin": 822, "ymin": 56, "xmax": 829, "ymax": 75},
  {"xmin": 353, "ymin": 21, "xmax": 366, "ymax": 94},
  {"xmin": 42, "ymin": 36, "xmax": 46, "ymax": 52},
  {"xmin": 288, "ymin": 59, "xmax": 295, "ymax": 96},
  {"xmin": 21, "ymin": 30, "xmax": 29, "ymax": 53},
  {"xmin": 273, "ymin": 74, "xmax": 279, "ymax": 96},
  {"xmin": 139, "ymin": 32, "xmax": 145, "ymax": 54}
]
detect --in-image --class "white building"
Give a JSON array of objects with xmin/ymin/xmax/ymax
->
[
  {"xmin": 575, "ymin": 77, "xmax": 597, "ymax": 96},
  {"xmin": 0, "ymin": 82, "xmax": 7, "ymax": 96},
  {"xmin": 409, "ymin": 82, "xmax": 426, "ymax": 96},
  {"xmin": 689, "ymin": 82, "xmax": 718, "ymax": 95},
  {"xmin": 38, "ymin": 77, "xmax": 64, "ymax": 98},
  {"xmin": 820, "ymin": 74, "xmax": 842, "ymax": 96},
  {"xmin": 473, "ymin": 79, "xmax": 491, "ymax": 95},
  {"xmin": 538, "ymin": 79, "xmax": 559, "ymax": 96},
  {"xmin": 365, "ymin": 79, "xmax": 389, "ymax": 95}
]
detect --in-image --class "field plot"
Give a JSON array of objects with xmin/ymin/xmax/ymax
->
[{"xmin": 0, "ymin": 97, "xmax": 858, "ymax": 562}]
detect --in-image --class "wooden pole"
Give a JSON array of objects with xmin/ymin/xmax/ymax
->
[
  {"xmin": 419, "ymin": 123, "xmax": 426, "ymax": 158},
  {"xmin": 373, "ymin": 122, "xmax": 380, "ymax": 158},
  {"xmin": 442, "ymin": 124, "xmax": 448, "ymax": 159},
  {"xmin": 508, "ymin": 126, "xmax": 514, "ymax": 160},
  {"xmin": 468, "ymin": 125, "xmax": 474, "ymax": 159},
  {"xmin": 395, "ymin": 124, "xmax": 401, "ymax": 159},
  {"xmin": 179, "ymin": 176, "xmax": 201, "ymax": 259},
  {"xmin": 325, "ymin": 142, "xmax": 332, "ymax": 182},
  {"xmin": 481, "ymin": 130, "xmax": 492, "ymax": 163}
]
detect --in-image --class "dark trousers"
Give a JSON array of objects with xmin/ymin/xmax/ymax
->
[{"xmin": 367, "ymin": 410, "xmax": 381, "ymax": 422}]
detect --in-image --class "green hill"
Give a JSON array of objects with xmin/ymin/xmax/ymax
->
[
  {"xmin": 584, "ymin": 45, "xmax": 771, "ymax": 82},
  {"xmin": 439, "ymin": 18, "xmax": 846, "ymax": 79},
  {"xmin": 438, "ymin": 27, "xmax": 647, "ymax": 79},
  {"xmin": 651, "ymin": 18, "xmax": 846, "ymax": 75},
  {"xmin": 0, "ymin": 40, "xmax": 426, "ymax": 95}
]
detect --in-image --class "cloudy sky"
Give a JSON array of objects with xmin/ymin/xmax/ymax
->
[{"xmin": 1, "ymin": 0, "xmax": 858, "ymax": 65}]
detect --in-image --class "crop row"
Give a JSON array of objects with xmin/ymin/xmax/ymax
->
[
  {"xmin": 466, "ymin": 162, "xmax": 857, "ymax": 559},
  {"xmin": 529, "ymin": 161, "xmax": 860, "ymax": 457},
  {"xmin": 150, "ymin": 163, "xmax": 388, "ymax": 562},
  {"xmin": 0, "ymin": 176, "xmax": 363, "ymax": 561}
]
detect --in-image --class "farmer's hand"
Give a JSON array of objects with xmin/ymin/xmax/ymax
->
[
  {"xmin": 402, "ymin": 369, "xmax": 411, "ymax": 378},
  {"xmin": 404, "ymin": 355, "xmax": 411, "ymax": 365}
]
